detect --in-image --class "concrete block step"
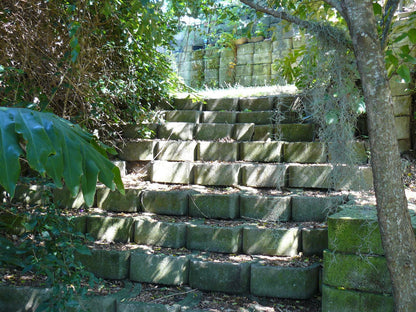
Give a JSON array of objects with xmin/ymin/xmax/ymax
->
[
  {"xmin": 76, "ymin": 243, "xmax": 321, "ymax": 299},
  {"xmin": 82, "ymin": 214, "xmax": 328, "ymax": 257},
  {"xmin": 119, "ymin": 140, "xmax": 369, "ymax": 164},
  {"xmin": 95, "ymin": 186, "xmax": 345, "ymax": 223}
]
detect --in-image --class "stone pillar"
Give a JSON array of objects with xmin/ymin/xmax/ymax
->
[
  {"xmin": 252, "ymin": 40, "xmax": 272, "ymax": 86},
  {"xmin": 219, "ymin": 48, "xmax": 236, "ymax": 87},
  {"xmin": 190, "ymin": 49, "xmax": 205, "ymax": 89},
  {"xmin": 236, "ymin": 43, "xmax": 254, "ymax": 86},
  {"xmin": 204, "ymin": 48, "xmax": 220, "ymax": 88}
]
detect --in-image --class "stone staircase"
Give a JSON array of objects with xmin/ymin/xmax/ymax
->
[{"xmin": 75, "ymin": 94, "xmax": 373, "ymax": 311}]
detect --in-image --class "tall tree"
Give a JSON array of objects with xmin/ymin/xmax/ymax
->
[{"xmin": 240, "ymin": 0, "xmax": 416, "ymax": 310}]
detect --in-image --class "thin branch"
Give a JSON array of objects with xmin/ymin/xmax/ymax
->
[
  {"xmin": 321, "ymin": 0, "xmax": 347, "ymax": 20},
  {"xmin": 239, "ymin": 0, "xmax": 350, "ymax": 46},
  {"xmin": 381, "ymin": 0, "xmax": 400, "ymax": 48}
]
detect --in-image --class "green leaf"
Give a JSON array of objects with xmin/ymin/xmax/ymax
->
[
  {"xmin": 408, "ymin": 28, "xmax": 416, "ymax": 44},
  {"xmin": 372, "ymin": 3, "xmax": 382, "ymax": 16},
  {"xmin": 397, "ymin": 64, "xmax": 411, "ymax": 83}
]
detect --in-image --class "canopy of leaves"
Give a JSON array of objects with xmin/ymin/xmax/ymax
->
[{"xmin": 0, "ymin": 107, "xmax": 124, "ymax": 206}]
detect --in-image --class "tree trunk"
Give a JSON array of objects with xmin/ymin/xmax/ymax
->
[{"xmin": 340, "ymin": 0, "xmax": 416, "ymax": 310}]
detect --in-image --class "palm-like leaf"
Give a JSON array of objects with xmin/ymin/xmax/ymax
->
[{"xmin": 0, "ymin": 107, "xmax": 124, "ymax": 206}]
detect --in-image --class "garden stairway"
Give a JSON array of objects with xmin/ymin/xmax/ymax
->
[{"xmin": 75, "ymin": 94, "xmax": 373, "ymax": 310}]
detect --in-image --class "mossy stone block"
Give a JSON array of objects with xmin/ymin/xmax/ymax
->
[
  {"xmin": 193, "ymin": 163, "xmax": 240, "ymax": 186},
  {"xmin": 77, "ymin": 248, "xmax": 130, "ymax": 279},
  {"xmin": 204, "ymin": 98, "xmax": 238, "ymax": 111},
  {"xmin": 156, "ymin": 141, "xmax": 197, "ymax": 161},
  {"xmin": 323, "ymin": 250, "xmax": 391, "ymax": 293},
  {"xmin": 252, "ymin": 125, "xmax": 273, "ymax": 140},
  {"xmin": 197, "ymin": 141, "xmax": 238, "ymax": 162},
  {"xmin": 275, "ymin": 124, "xmax": 315, "ymax": 142},
  {"xmin": 322, "ymin": 285, "xmax": 394, "ymax": 312},
  {"xmin": 250, "ymin": 263, "xmax": 320, "ymax": 299},
  {"xmin": 164, "ymin": 110, "xmax": 201, "ymax": 123},
  {"xmin": 240, "ymin": 142, "xmax": 283, "ymax": 162},
  {"xmin": 201, "ymin": 111, "xmax": 237, "ymax": 123},
  {"xmin": 158, "ymin": 122, "xmax": 195, "ymax": 140},
  {"xmin": 240, "ymin": 194, "xmax": 291, "ymax": 221},
  {"xmin": 288, "ymin": 164, "xmax": 332, "ymax": 189},
  {"xmin": 189, "ymin": 193, "xmax": 239, "ymax": 219},
  {"xmin": 233, "ymin": 123, "xmax": 254, "ymax": 141},
  {"xmin": 151, "ymin": 161, "xmax": 193, "ymax": 184},
  {"xmin": 238, "ymin": 97, "xmax": 273, "ymax": 111},
  {"xmin": 69, "ymin": 215, "xmax": 87, "ymax": 234},
  {"xmin": 189, "ymin": 259, "xmax": 250, "ymax": 294},
  {"xmin": 118, "ymin": 302, "xmax": 179, "ymax": 312},
  {"xmin": 53, "ymin": 188, "xmax": 89, "ymax": 209},
  {"xmin": 173, "ymin": 98, "xmax": 202, "ymax": 110},
  {"xmin": 302, "ymin": 227, "xmax": 328, "ymax": 256},
  {"xmin": 97, "ymin": 188, "xmax": 141, "ymax": 212},
  {"xmin": 130, "ymin": 252, "xmax": 189, "ymax": 285},
  {"xmin": 243, "ymin": 227, "xmax": 300, "ymax": 256},
  {"xmin": 253, "ymin": 64, "xmax": 271, "ymax": 76},
  {"xmin": 284, "ymin": 142, "xmax": 327, "ymax": 163},
  {"xmin": 119, "ymin": 140, "xmax": 156, "ymax": 161},
  {"xmin": 74, "ymin": 295, "xmax": 116, "ymax": 312},
  {"xmin": 395, "ymin": 116, "xmax": 410, "ymax": 140},
  {"xmin": 187, "ymin": 224, "xmax": 242, "ymax": 253},
  {"xmin": 141, "ymin": 190, "xmax": 189, "ymax": 216},
  {"xmin": 122, "ymin": 124, "xmax": 158, "ymax": 139},
  {"xmin": 292, "ymin": 196, "xmax": 344, "ymax": 222},
  {"xmin": 194, "ymin": 123, "xmax": 233, "ymax": 140},
  {"xmin": 252, "ymin": 75, "xmax": 271, "ymax": 86},
  {"xmin": 0, "ymin": 285, "xmax": 51, "ymax": 312},
  {"xmin": 237, "ymin": 111, "xmax": 274, "ymax": 124},
  {"xmin": 328, "ymin": 141, "xmax": 368, "ymax": 164},
  {"xmin": 253, "ymin": 52, "xmax": 272, "ymax": 64},
  {"xmin": 134, "ymin": 218, "xmax": 186, "ymax": 248},
  {"xmin": 87, "ymin": 215, "xmax": 134, "ymax": 243},
  {"xmin": 242, "ymin": 164, "xmax": 287, "ymax": 188}
]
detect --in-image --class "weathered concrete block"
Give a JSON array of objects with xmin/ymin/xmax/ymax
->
[
  {"xmin": 242, "ymin": 164, "xmax": 287, "ymax": 188},
  {"xmin": 173, "ymin": 98, "xmax": 202, "ymax": 110},
  {"xmin": 193, "ymin": 163, "xmax": 240, "ymax": 186},
  {"xmin": 275, "ymin": 124, "xmax": 315, "ymax": 142},
  {"xmin": 156, "ymin": 141, "xmax": 197, "ymax": 161},
  {"xmin": 237, "ymin": 111, "xmax": 274, "ymax": 124},
  {"xmin": 302, "ymin": 227, "xmax": 328, "ymax": 256},
  {"xmin": 252, "ymin": 125, "xmax": 273, "ymax": 140},
  {"xmin": 118, "ymin": 302, "xmax": 176, "ymax": 312},
  {"xmin": 253, "ymin": 52, "xmax": 272, "ymax": 64},
  {"xmin": 187, "ymin": 224, "xmax": 242, "ymax": 253},
  {"xmin": 130, "ymin": 252, "xmax": 189, "ymax": 285},
  {"xmin": 151, "ymin": 161, "xmax": 193, "ymax": 184},
  {"xmin": 134, "ymin": 218, "xmax": 186, "ymax": 248},
  {"xmin": 323, "ymin": 250, "xmax": 391, "ymax": 294},
  {"xmin": 240, "ymin": 194, "xmax": 291, "ymax": 221},
  {"xmin": 389, "ymin": 75, "xmax": 412, "ymax": 96},
  {"xmin": 253, "ymin": 64, "xmax": 271, "ymax": 76},
  {"xmin": 237, "ymin": 53, "xmax": 254, "ymax": 65},
  {"xmin": 164, "ymin": 110, "xmax": 201, "ymax": 123},
  {"xmin": 69, "ymin": 215, "xmax": 87, "ymax": 234},
  {"xmin": 194, "ymin": 123, "xmax": 233, "ymax": 140},
  {"xmin": 233, "ymin": 123, "xmax": 254, "ymax": 141},
  {"xmin": 252, "ymin": 75, "xmax": 272, "ymax": 86},
  {"xmin": 238, "ymin": 97, "xmax": 274, "ymax": 111},
  {"xmin": 201, "ymin": 111, "xmax": 237, "ymax": 123},
  {"xmin": 204, "ymin": 98, "xmax": 238, "ymax": 111},
  {"xmin": 238, "ymin": 42, "xmax": 255, "ymax": 54},
  {"xmin": 0, "ymin": 285, "xmax": 52, "ymax": 312},
  {"xmin": 254, "ymin": 40, "xmax": 272, "ymax": 52},
  {"xmin": 251, "ymin": 263, "xmax": 320, "ymax": 299},
  {"xmin": 393, "ymin": 95, "xmax": 411, "ymax": 116},
  {"xmin": 197, "ymin": 141, "xmax": 238, "ymax": 161},
  {"xmin": 119, "ymin": 140, "xmax": 155, "ymax": 161},
  {"xmin": 141, "ymin": 190, "xmax": 189, "ymax": 216},
  {"xmin": 240, "ymin": 142, "xmax": 283, "ymax": 162},
  {"xmin": 189, "ymin": 260, "xmax": 250, "ymax": 294},
  {"xmin": 158, "ymin": 122, "xmax": 195, "ymax": 140},
  {"xmin": 205, "ymin": 57, "xmax": 220, "ymax": 69},
  {"xmin": 77, "ymin": 248, "xmax": 130, "ymax": 279},
  {"xmin": 395, "ymin": 116, "xmax": 410, "ymax": 140},
  {"xmin": 97, "ymin": 188, "xmax": 141, "ymax": 212},
  {"xmin": 87, "ymin": 215, "xmax": 134, "ymax": 243},
  {"xmin": 288, "ymin": 165, "xmax": 333, "ymax": 189},
  {"xmin": 53, "ymin": 188, "xmax": 88, "ymax": 209},
  {"xmin": 236, "ymin": 64, "xmax": 253, "ymax": 76},
  {"xmin": 333, "ymin": 166, "xmax": 374, "ymax": 191},
  {"xmin": 322, "ymin": 285, "xmax": 394, "ymax": 312},
  {"xmin": 292, "ymin": 196, "xmax": 344, "ymax": 222},
  {"xmin": 243, "ymin": 227, "xmax": 300, "ymax": 256},
  {"xmin": 235, "ymin": 75, "xmax": 252, "ymax": 87},
  {"xmin": 284, "ymin": 142, "xmax": 327, "ymax": 163},
  {"xmin": 189, "ymin": 193, "xmax": 239, "ymax": 219}
]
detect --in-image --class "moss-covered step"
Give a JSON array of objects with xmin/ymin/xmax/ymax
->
[
  {"xmin": 133, "ymin": 217, "xmax": 187, "ymax": 248},
  {"xmin": 241, "ymin": 164, "xmax": 287, "ymax": 187},
  {"xmin": 328, "ymin": 205, "xmax": 416, "ymax": 255},
  {"xmin": 197, "ymin": 141, "xmax": 238, "ymax": 162},
  {"xmin": 201, "ymin": 111, "xmax": 237, "ymax": 123},
  {"xmin": 240, "ymin": 194, "xmax": 291, "ymax": 222},
  {"xmin": 194, "ymin": 123, "xmax": 234, "ymax": 140},
  {"xmin": 156, "ymin": 141, "xmax": 197, "ymax": 161},
  {"xmin": 323, "ymin": 250, "xmax": 391, "ymax": 294},
  {"xmin": 151, "ymin": 161, "xmax": 193, "ymax": 184},
  {"xmin": 122, "ymin": 124, "xmax": 158, "ymax": 139},
  {"xmin": 193, "ymin": 163, "xmax": 240, "ymax": 186},
  {"xmin": 322, "ymin": 284, "xmax": 394, "ymax": 312},
  {"xmin": 291, "ymin": 195, "xmax": 345, "ymax": 222},
  {"xmin": 158, "ymin": 122, "xmax": 195, "ymax": 140},
  {"xmin": 238, "ymin": 96, "xmax": 274, "ymax": 111},
  {"xmin": 302, "ymin": 227, "xmax": 328, "ymax": 256},
  {"xmin": 189, "ymin": 193, "xmax": 239, "ymax": 219},
  {"xmin": 204, "ymin": 98, "xmax": 238, "ymax": 111},
  {"xmin": 250, "ymin": 262, "xmax": 320, "ymax": 299},
  {"xmin": 237, "ymin": 111, "xmax": 275, "ymax": 124},
  {"xmin": 87, "ymin": 215, "xmax": 134, "ymax": 243},
  {"xmin": 189, "ymin": 259, "xmax": 250, "ymax": 294},
  {"xmin": 141, "ymin": 190, "xmax": 189, "ymax": 216},
  {"xmin": 242, "ymin": 226, "xmax": 300, "ymax": 256},
  {"xmin": 239, "ymin": 141, "xmax": 283, "ymax": 162},
  {"xmin": 119, "ymin": 140, "xmax": 156, "ymax": 161},
  {"xmin": 130, "ymin": 251, "xmax": 189, "ymax": 285},
  {"xmin": 118, "ymin": 301, "xmax": 180, "ymax": 312},
  {"xmin": 163, "ymin": 110, "xmax": 201, "ymax": 123},
  {"xmin": 283, "ymin": 142, "xmax": 327, "ymax": 163},
  {"xmin": 275, "ymin": 124, "xmax": 315, "ymax": 142},
  {"xmin": 233, "ymin": 123, "xmax": 254, "ymax": 141},
  {"xmin": 186, "ymin": 223, "xmax": 242, "ymax": 253},
  {"xmin": 97, "ymin": 188, "xmax": 141, "ymax": 212},
  {"xmin": 252, "ymin": 125, "xmax": 274, "ymax": 140}
]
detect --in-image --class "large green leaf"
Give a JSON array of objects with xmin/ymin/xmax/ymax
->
[{"xmin": 0, "ymin": 107, "xmax": 124, "ymax": 205}]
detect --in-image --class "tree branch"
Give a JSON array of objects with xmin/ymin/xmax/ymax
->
[
  {"xmin": 239, "ymin": 0, "xmax": 350, "ymax": 46},
  {"xmin": 381, "ymin": 0, "xmax": 400, "ymax": 48},
  {"xmin": 321, "ymin": 0, "xmax": 346, "ymax": 20}
]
